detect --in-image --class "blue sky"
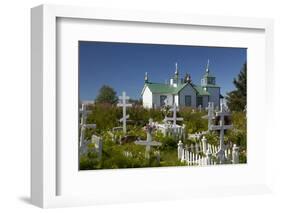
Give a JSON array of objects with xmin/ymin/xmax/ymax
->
[{"xmin": 79, "ymin": 41, "xmax": 246, "ymax": 100}]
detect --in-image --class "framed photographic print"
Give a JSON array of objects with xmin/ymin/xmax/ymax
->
[
  {"xmin": 78, "ymin": 41, "xmax": 246, "ymax": 170},
  {"xmin": 31, "ymin": 4, "xmax": 274, "ymax": 208}
]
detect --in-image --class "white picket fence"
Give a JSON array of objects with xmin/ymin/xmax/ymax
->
[
  {"xmin": 180, "ymin": 140, "xmax": 222, "ymax": 155},
  {"xmin": 181, "ymin": 150, "xmax": 216, "ymax": 166},
  {"xmin": 178, "ymin": 137, "xmax": 239, "ymax": 166}
]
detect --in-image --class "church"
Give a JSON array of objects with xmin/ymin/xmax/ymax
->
[{"xmin": 141, "ymin": 61, "xmax": 223, "ymax": 109}]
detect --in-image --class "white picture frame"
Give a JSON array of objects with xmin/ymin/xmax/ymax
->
[{"xmin": 31, "ymin": 4, "xmax": 274, "ymax": 208}]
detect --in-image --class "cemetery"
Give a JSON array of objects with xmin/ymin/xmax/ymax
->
[
  {"xmin": 78, "ymin": 41, "xmax": 247, "ymax": 170},
  {"xmin": 79, "ymin": 90, "xmax": 247, "ymax": 170}
]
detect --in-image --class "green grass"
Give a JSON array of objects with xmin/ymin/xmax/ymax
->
[{"xmin": 80, "ymin": 105, "xmax": 247, "ymax": 170}]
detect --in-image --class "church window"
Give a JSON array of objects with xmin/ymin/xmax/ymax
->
[
  {"xmin": 197, "ymin": 96, "xmax": 203, "ymax": 107},
  {"xmin": 160, "ymin": 95, "xmax": 167, "ymax": 106}
]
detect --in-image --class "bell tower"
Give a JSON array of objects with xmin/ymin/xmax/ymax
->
[{"xmin": 201, "ymin": 59, "xmax": 216, "ymax": 86}]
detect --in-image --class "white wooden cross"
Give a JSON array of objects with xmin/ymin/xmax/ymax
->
[
  {"xmin": 164, "ymin": 103, "xmax": 183, "ymax": 127},
  {"xmin": 134, "ymin": 119, "xmax": 162, "ymax": 158},
  {"xmin": 117, "ymin": 91, "xmax": 132, "ymax": 134},
  {"xmin": 79, "ymin": 103, "xmax": 96, "ymax": 147},
  {"xmin": 202, "ymin": 102, "xmax": 214, "ymax": 131},
  {"xmin": 209, "ymin": 103, "xmax": 233, "ymax": 163}
]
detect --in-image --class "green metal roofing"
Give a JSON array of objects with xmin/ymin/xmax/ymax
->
[
  {"xmin": 144, "ymin": 83, "xmax": 185, "ymax": 94},
  {"xmin": 144, "ymin": 82, "xmax": 210, "ymax": 96},
  {"xmin": 192, "ymin": 85, "xmax": 210, "ymax": 96}
]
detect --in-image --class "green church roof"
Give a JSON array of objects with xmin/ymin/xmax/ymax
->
[
  {"xmin": 192, "ymin": 85, "xmax": 210, "ymax": 96},
  {"xmin": 144, "ymin": 83, "xmax": 185, "ymax": 94},
  {"xmin": 143, "ymin": 82, "xmax": 210, "ymax": 96}
]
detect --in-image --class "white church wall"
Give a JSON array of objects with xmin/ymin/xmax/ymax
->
[
  {"xmin": 142, "ymin": 87, "xmax": 153, "ymax": 108},
  {"xmin": 174, "ymin": 94, "xmax": 179, "ymax": 106},
  {"xmin": 206, "ymin": 87, "xmax": 220, "ymax": 108},
  {"xmin": 178, "ymin": 84, "xmax": 196, "ymax": 108}
]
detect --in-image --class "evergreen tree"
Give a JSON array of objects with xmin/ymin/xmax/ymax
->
[
  {"xmin": 95, "ymin": 85, "xmax": 118, "ymax": 104},
  {"xmin": 226, "ymin": 63, "xmax": 247, "ymax": 111}
]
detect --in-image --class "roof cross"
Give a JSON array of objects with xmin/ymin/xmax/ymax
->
[
  {"xmin": 175, "ymin": 62, "xmax": 179, "ymax": 75},
  {"xmin": 206, "ymin": 59, "xmax": 210, "ymax": 73}
]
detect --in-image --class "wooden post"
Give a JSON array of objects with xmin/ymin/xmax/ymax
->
[
  {"xmin": 178, "ymin": 140, "xmax": 184, "ymax": 160},
  {"xmin": 202, "ymin": 136, "xmax": 207, "ymax": 154},
  {"xmin": 232, "ymin": 144, "xmax": 239, "ymax": 164},
  {"xmin": 206, "ymin": 148, "xmax": 212, "ymax": 165}
]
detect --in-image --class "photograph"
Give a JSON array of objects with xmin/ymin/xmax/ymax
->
[{"xmin": 78, "ymin": 41, "xmax": 247, "ymax": 170}]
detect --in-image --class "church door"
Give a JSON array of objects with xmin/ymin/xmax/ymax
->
[{"xmin": 185, "ymin": 95, "xmax": 191, "ymax": 107}]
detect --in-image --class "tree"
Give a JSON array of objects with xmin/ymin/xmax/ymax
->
[
  {"xmin": 226, "ymin": 63, "xmax": 247, "ymax": 111},
  {"xmin": 95, "ymin": 85, "xmax": 118, "ymax": 104}
]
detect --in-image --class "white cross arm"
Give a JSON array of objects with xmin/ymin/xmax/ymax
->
[
  {"xmin": 119, "ymin": 114, "xmax": 129, "ymax": 122},
  {"xmin": 209, "ymin": 125, "xmax": 221, "ymax": 131},
  {"xmin": 119, "ymin": 96, "xmax": 130, "ymax": 100},
  {"xmin": 117, "ymin": 103, "xmax": 132, "ymax": 107},
  {"xmin": 223, "ymin": 125, "xmax": 233, "ymax": 129},
  {"xmin": 82, "ymin": 124, "xmax": 96, "ymax": 128},
  {"xmin": 210, "ymin": 124, "xmax": 233, "ymax": 131},
  {"xmin": 216, "ymin": 111, "xmax": 231, "ymax": 116},
  {"xmin": 165, "ymin": 117, "xmax": 183, "ymax": 121},
  {"xmin": 134, "ymin": 141, "xmax": 162, "ymax": 146}
]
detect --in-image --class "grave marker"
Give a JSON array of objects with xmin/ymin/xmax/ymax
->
[
  {"xmin": 134, "ymin": 119, "xmax": 162, "ymax": 158},
  {"xmin": 209, "ymin": 103, "xmax": 233, "ymax": 163},
  {"xmin": 79, "ymin": 103, "xmax": 96, "ymax": 147},
  {"xmin": 117, "ymin": 91, "xmax": 132, "ymax": 134},
  {"xmin": 163, "ymin": 103, "xmax": 183, "ymax": 127},
  {"xmin": 202, "ymin": 102, "xmax": 214, "ymax": 131}
]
